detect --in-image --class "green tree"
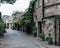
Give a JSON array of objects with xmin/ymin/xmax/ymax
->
[
  {"xmin": 0, "ymin": 12, "xmax": 6, "ymax": 37},
  {"xmin": 12, "ymin": 0, "xmax": 35, "ymax": 34},
  {"xmin": 0, "ymin": 12, "xmax": 2, "ymax": 20},
  {"xmin": 24, "ymin": 0, "xmax": 35, "ymax": 34},
  {"xmin": 12, "ymin": 11, "xmax": 21, "ymax": 30},
  {"xmin": 0, "ymin": 0, "xmax": 16, "ymax": 4},
  {"xmin": 0, "ymin": 0, "xmax": 16, "ymax": 37},
  {"xmin": 12, "ymin": 11, "xmax": 21, "ymax": 16},
  {"xmin": 19, "ymin": 0, "xmax": 35, "ymax": 34}
]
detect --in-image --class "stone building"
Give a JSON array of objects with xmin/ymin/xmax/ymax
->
[
  {"xmin": 3, "ymin": 15, "xmax": 13, "ymax": 29},
  {"xmin": 33, "ymin": 0, "xmax": 60, "ymax": 46},
  {"xmin": 33, "ymin": 0, "xmax": 42, "ymax": 36}
]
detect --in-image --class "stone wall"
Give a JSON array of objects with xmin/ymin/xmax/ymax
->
[
  {"xmin": 43, "ymin": 18, "xmax": 60, "ymax": 45},
  {"xmin": 43, "ymin": 18, "xmax": 55, "ymax": 42},
  {"xmin": 45, "ymin": 5, "xmax": 60, "ymax": 17},
  {"xmin": 33, "ymin": 0, "xmax": 60, "ymax": 46},
  {"xmin": 44, "ymin": 0, "xmax": 60, "ymax": 17},
  {"xmin": 33, "ymin": 0, "xmax": 42, "ymax": 36},
  {"xmin": 34, "ymin": 0, "xmax": 42, "ymax": 22},
  {"xmin": 44, "ymin": 0, "xmax": 60, "ymax": 6},
  {"xmin": 55, "ymin": 19, "xmax": 60, "ymax": 45}
]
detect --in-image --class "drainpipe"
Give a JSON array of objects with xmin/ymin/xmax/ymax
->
[
  {"xmin": 54, "ymin": 19, "xmax": 56, "ymax": 45},
  {"xmin": 42, "ymin": 0, "xmax": 45, "ymax": 35},
  {"xmin": 42, "ymin": 0, "xmax": 44, "ymax": 17}
]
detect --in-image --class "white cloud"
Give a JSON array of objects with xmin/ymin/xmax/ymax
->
[{"xmin": 0, "ymin": 0, "xmax": 30, "ymax": 16}]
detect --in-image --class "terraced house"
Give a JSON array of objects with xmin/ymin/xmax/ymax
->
[{"xmin": 33, "ymin": 0, "xmax": 60, "ymax": 46}]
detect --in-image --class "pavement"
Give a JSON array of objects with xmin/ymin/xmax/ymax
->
[
  {"xmin": 28, "ymin": 34, "xmax": 60, "ymax": 48},
  {"xmin": 1, "ymin": 29, "xmax": 41, "ymax": 48},
  {"xmin": 0, "ymin": 29, "xmax": 60, "ymax": 48}
]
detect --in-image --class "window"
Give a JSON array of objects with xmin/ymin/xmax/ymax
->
[
  {"xmin": 38, "ymin": 0, "xmax": 42, "ymax": 7},
  {"xmin": 45, "ymin": 0, "xmax": 48, "ymax": 3},
  {"xmin": 35, "ymin": 15, "xmax": 37, "ymax": 20},
  {"xmin": 45, "ymin": 9, "xmax": 51, "ymax": 13},
  {"xmin": 57, "ymin": 5, "xmax": 60, "ymax": 10},
  {"xmin": 45, "ymin": 0, "xmax": 50, "ymax": 3},
  {"xmin": 55, "ymin": 0, "xmax": 60, "ymax": 2},
  {"xmin": 35, "ymin": 1, "xmax": 38, "ymax": 9}
]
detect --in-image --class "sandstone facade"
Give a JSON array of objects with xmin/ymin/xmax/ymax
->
[{"xmin": 34, "ymin": 0, "xmax": 60, "ymax": 46}]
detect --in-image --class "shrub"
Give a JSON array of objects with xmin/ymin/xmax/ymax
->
[
  {"xmin": 0, "ymin": 22, "xmax": 6, "ymax": 37},
  {"xmin": 39, "ymin": 32, "xmax": 45, "ymax": 41},
  {"xmin": 46, "ymin": 33, "xmax": 53, "ymax": 45},
  {"xmin": 0, "ymin": 12, "xmax": 6, "ymax": 37}
]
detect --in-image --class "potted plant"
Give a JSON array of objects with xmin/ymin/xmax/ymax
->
[
  {"xmin": 39, "ymin": 32, "xmax": 45, "ymax": 41},
  {"xmin": 46, "ymin": 33, "xmax": 53, "ymax": 45},
  {"xmin": 33, "ymin": 26, "xmax": 37, "ymax": 37}
]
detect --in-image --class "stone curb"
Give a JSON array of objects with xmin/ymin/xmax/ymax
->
[
  {"xmin": 26, "ymin": 34, "xmax": 60, "ymax": 48},
  {"xmin": 0, "ymin": 39, "xmax": 4, "ymax": 48},
  {"xmin": 29, "ymin": 36, "xmax": 48, "ymax": 48}
]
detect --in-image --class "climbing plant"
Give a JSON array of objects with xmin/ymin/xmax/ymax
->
[
  {"xmin": 0, "ymin": 0, "xmax": 16, "ymax": 4},
  {"xmin": 12, "ymin": 0, "xmax": 35, "ymax": 33},
  {"xmin": 18, "ymin": 0, "xmax": 35, "ymax": 34}
]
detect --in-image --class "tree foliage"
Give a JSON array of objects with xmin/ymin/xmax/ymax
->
[
  {"xmin": 0, "ymin": 12, "xmax": 6, "ymax": 37},
  {"xmin": 0, "ymin": 0, "xmax": 16, "ymax": 4},
  {"xmin": 12, "ymin": 0, "xmax": 35, "ymax": 34},
  {"xmin": 0, "ymin": 12, "xmax": 2, "ymax": 20},
  {"xmin": 19, "ymin": 0, "xmax": 35, "ymax": 34},
  {"xmin": 12, "ymin": 11, "xmax": 21, "ymax": 16}
]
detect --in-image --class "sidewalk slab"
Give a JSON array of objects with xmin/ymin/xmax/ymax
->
[{"xmin": 29, "ymin": 35, "xmax": 60, "ymax": 48}]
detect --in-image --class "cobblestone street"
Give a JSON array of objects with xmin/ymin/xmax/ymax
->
[{"xmin": 1, "ymin": 29, "xmax": 41, "ymax": 48}]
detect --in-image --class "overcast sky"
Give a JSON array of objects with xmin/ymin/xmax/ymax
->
[{"xmin": 0, "ymin": 0, "xmax": 31, "ymax": 16}]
